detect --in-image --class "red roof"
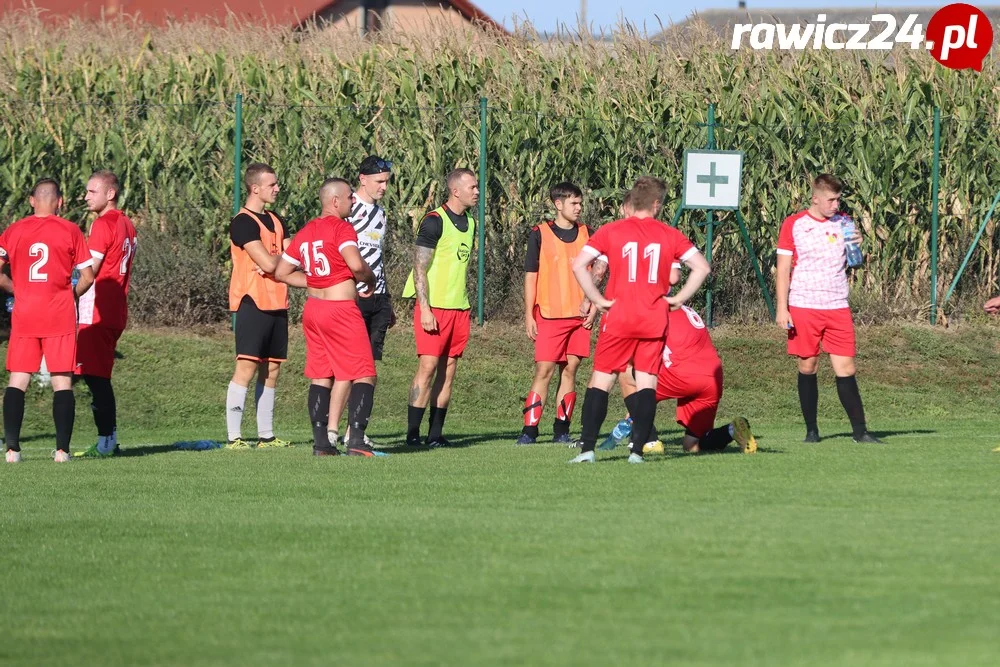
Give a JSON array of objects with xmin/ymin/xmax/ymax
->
[{"xmin": 1, "ymin": 0, "xmax": 506, "ymax": 31}]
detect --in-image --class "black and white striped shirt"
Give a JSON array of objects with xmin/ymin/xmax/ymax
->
[{"xmin": 349, "ymin": 194, "xmax": 387, "ymax": 295}]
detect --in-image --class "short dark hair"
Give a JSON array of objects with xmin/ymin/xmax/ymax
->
[
  {"xmin": 549, "ymin": 182, "xmax": 582, "ymax": 203},
  {"xmin": 629, "ymin": 176, "xmax": 667, "ymax": 212},
  {"xmin": 359, "ymin": 155, "xmax": 392, "ymax": 175},
  {"xmin": 813, "ymin": 173, "xmax": 844, "ymax": 194},
  {"xmin": 31, "ymin": 178, "xmax": 61, "ymax": 199},
  {"xmin": 245, "ymin": 163, "xmax": 276, "ymax": 193},
  {"xmin": 90, "ymin": 170, "xmax": 120, "ymax": 200},
  {"xmin": 446, "ymin": 168, "xmax": 476, "ymax": 190}
]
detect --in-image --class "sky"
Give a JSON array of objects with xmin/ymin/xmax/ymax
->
[{"xmin": 475, "ymin": 0, "xmax": 948, "ymax": 33}]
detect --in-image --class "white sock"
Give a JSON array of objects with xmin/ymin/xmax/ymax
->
[
  {"xmin": 226, "ymin": 382, "xmax": 248, "ymax": 441},
  {"xmin": 255, "ymin": 384, "xmax": 275, "ymax": 440},
  {"xmin": 96, "ymin": 435, "xmax": 114, "ymax": 454}
]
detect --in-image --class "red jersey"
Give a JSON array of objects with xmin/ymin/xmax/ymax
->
[
  {"xmin": 661, "ymin": 306, "xmax": 721, "ymax": 375},
  {"xmin": 282, "ymin": 216, "xmax": 359, "ymax": 289},
  {"xmin": 583, "ymin": 217, "xmax": 698, "ymax": 339},
  {"xmin": 0, "ymin": 215, "xmax": 92, "ymax": 337},
  {"xmin": 78, "ymin": 210, "xmax": 137, "ymax": 328}
]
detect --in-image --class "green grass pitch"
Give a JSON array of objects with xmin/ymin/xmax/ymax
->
[{"xmin": 1, "ymin": 322, "xmax": 999, "ymax": 666}]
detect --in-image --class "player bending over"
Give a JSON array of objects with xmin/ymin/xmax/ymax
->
[
  {"xmin": 616, "ymin": 304, "xmax": 756, "ymax": 455},
  {"xmin": 569, "ymin": 176, "xmax": 711, "ymax": 464},
  {"xmin": 274, "ymin": 178, "xmax": 383, "ymax": 457}
]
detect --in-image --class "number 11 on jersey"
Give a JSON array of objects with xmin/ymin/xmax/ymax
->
[{"xmin": 622, "ymin": 242, "xmax": 661, "ymax": 283}]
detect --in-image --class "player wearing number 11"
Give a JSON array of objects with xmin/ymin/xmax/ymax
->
[
  {"xmin": 569, "ymin": 176, "xmax": 711, "ymax": 464},
  {"xmin": 74, "ymin": 170, "xmax": 137, "ymax": 458},
  {"xmin": 1, "ymin": 179, "xmax": 95, "ymax": 463}
]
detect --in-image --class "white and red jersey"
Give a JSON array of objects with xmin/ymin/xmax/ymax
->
[
  {"xmin": 582, "ymin": 217, "xmax": 698, "ymax": 339},
  {"xmin": 282, "ymin": 216, "xmax": 359, "ymax": 289},
  {"xmin": 0, "ymin": 215, "xmax": 92, "ymax": 337},
  {"xmin": 661, "ymin": 306, "xmax": 721, "ymax": 376},
  {"xmin": 78, "ymin": 210, "xmax": 137, "ymax": 328},
  {"xmin": 777, "ymin": 210, "xmax": 849, "ymax": 310}
]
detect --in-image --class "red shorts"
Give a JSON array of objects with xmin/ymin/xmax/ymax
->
[
  {"xmin": 75, "ymin": 325, "xmax": 124, "ymax": 378},
  {"xmin": 593, "ymin": 332, "xmax": 664, "ymax": 376},
  {"xmin": 6, "ymin": 332, "xmax": 78, "ymax": 374},
  {"xmin": 656, "ymin": 364, "xmax": 724, "ymax": 437},
  {"xmin": 414, "ymin": 304, "xmax": 471, "ymax": 358},
  {"xmin": 534, "ymin": 308, "xmax": 590, "ymax": 363},
  {"xmin": 302, "ymin": 298, "xmax": 376, "ymax": 381},
  {"xmin": 787, "ymin": 306, "xmax": 856, "ymax": 358}
]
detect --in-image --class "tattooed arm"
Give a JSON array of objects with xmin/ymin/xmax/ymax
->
[
  {"xmin": 579, "ymin": 258, "xmax": 608, "ymax": 319},
  {"xmin": 414, "ymin": 245, "xmax": 438, "ymax": 332}
]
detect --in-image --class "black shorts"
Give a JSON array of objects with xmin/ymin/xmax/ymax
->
[
  {"xmin": 357, "ymin": 293, "xmax": 393, "ymax": 361},
  {"xmin": 234, "ymin": 296, "xmax": 288, "ymax": 363}
]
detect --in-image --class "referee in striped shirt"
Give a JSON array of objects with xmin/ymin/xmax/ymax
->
[{"xmin": 327, "ymin": 155, "xmax": 394, "ymax": 445}]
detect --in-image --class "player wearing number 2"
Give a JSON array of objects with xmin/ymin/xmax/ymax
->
[
  {"xmin": 569, "ymin": 176, "xmax": 711, "ymax": 464},
  {"xmin": 75, "ymin": 170, "xmax": 137, "ymax": 458},
  {"xmin": 1, "ymin": 179, "xmax": 95, "ymax": 463}
]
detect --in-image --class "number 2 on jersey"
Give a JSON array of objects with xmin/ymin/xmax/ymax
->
[
  {"xmin": 28, "ymin": 242, "xmax": 48, "ymax": 282},
  {"xmin": 622, "ymin": 242, "xmax": 661, "ymax": 283}
]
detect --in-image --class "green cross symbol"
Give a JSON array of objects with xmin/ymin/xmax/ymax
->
[{"xmin": 697, "ymin": 162, "xmax": 729, "ymax": 198}]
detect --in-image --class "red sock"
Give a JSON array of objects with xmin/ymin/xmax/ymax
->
[
  {"xmin": 556, "ymin": 391, "xmax": 577, "ymax": 422},
  {"xmin": 523, "ymin": 391, "xmax": 543, "ymax": 427}
]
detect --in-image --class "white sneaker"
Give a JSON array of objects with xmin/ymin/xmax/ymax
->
[
  {"xmin": 627, "ymin": 453, "xmax": 644, "ymax": 464},
  {"xmin": 5, "ymin": 449, "xmax": 21, "ymax": 463},
  {"xmin": 568, "ymin": 451, "xmax": 596, "ymax": 464},
  {"xmin": 53, "ymin": 450, "xmax": 70, "ymax": 463}
]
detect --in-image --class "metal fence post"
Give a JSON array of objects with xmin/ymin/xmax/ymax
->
[
  {"xmin": 930, "ymin": 106, "xmax": 941, "ymax": 325},
  {"xmin": 232, "ymin": 93, "xmax": 244, "ymax": 217},
  {"xmin": 704, "ymin": 103, "xmax": 716, "ymax": 327},
  {"xmin": 477, "ymin": 96, "xmax": 487, "ymax": 326},
  {"xmin": 231, "ymin": 93, "xmax": 243, "ymax": 331}
]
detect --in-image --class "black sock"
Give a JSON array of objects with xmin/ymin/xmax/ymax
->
[
  {"xmin": 629, "ymin": 389, "xmax": 657, "ymax": 456},
  {"xmin": 83, "ymin": 375, "xmax": 116, "ymax": 437},
  {"xmin": 699, "ymin": 425, "xmax": 733, "ymax": 452},
  {"xmin": 346, "ymin": 382, "xmax": 375, "ymax": 447},
  {"xmin": 308, "ymin": 384, "xmax": 332, "ymax": 449},
  {"xmin": 623, "ymin": 392, "xmax": 639, "ymax": 417},
  {"xmin": 53, "ymin": 390, "xmax": 75, "ymax": 453},
  {"xmin": 427, "ymin": 406, "xmax": 448, "ymax": 442},
  {"xmin": 648, "ymin": 423, "xmax": 658, "ymax": 443},
  {"xmin": 523, "ymin": 424, "xmax": 540, "ymax": 439},
  {"xmin": 551, "ymin": 418, "xmax": 570, "ymax": 437},
  {"xmin": 579, "ymin": 388, "xmax": 609, "ymax": 452},
  {"xmin": 798, "ymin": 372, "xmax": 819, "ymax": 433},
  {"xmin": 836, "ymin": 375, "xmax": 868, "ymax": 438},
  {"xmin": 3, "ymin": 387, "xmax": 25, "ymax": 452},
  {"xmin": 407, "ymin": 405, "xmax": 425, "ymax": 442}
]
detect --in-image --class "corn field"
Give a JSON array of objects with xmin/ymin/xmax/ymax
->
[{"xmin": 0, "ymin": 10, "xmax": 998, "ymax": 325}]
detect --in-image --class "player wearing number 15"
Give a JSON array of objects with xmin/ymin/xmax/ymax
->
[
  {"xmin": 274, "ymin": 178, "xmax": 380, "ymax": 457},
  {"xmin": 74, "ymin": 170, "xmax": 137, "ymax": 458},
  {"xmin": 570, "ymin": 176, "xmax": 711, "ymax": 464},
  {"xmin": 0, "ymin": 179, "xmax": 95, "ymax": 463}
]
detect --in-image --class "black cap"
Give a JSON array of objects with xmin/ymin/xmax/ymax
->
[{"xmin": 359, "ymin": 155, "xmax": 392, "ymax": 175}]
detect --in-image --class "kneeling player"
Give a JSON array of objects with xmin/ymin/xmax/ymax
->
[
  {"xmin": 619, "ymin": 305, "xmax": 757, "ymax": 455},
  {"xmin": 274, "ymin": 178, "xmax": 383, "ymax": 457}
]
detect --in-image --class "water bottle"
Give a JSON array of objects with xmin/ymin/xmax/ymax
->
[
  {"xmin": 71, "ymin": 268, "xmax": 80, "ymax": 288},
  {"xmin": 836, "ymin": 214, "xmax": 863, "ymax": 268},
  {"xmin": 599, "ymin": 417, "xmax": 633, "ymax": 450}
]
